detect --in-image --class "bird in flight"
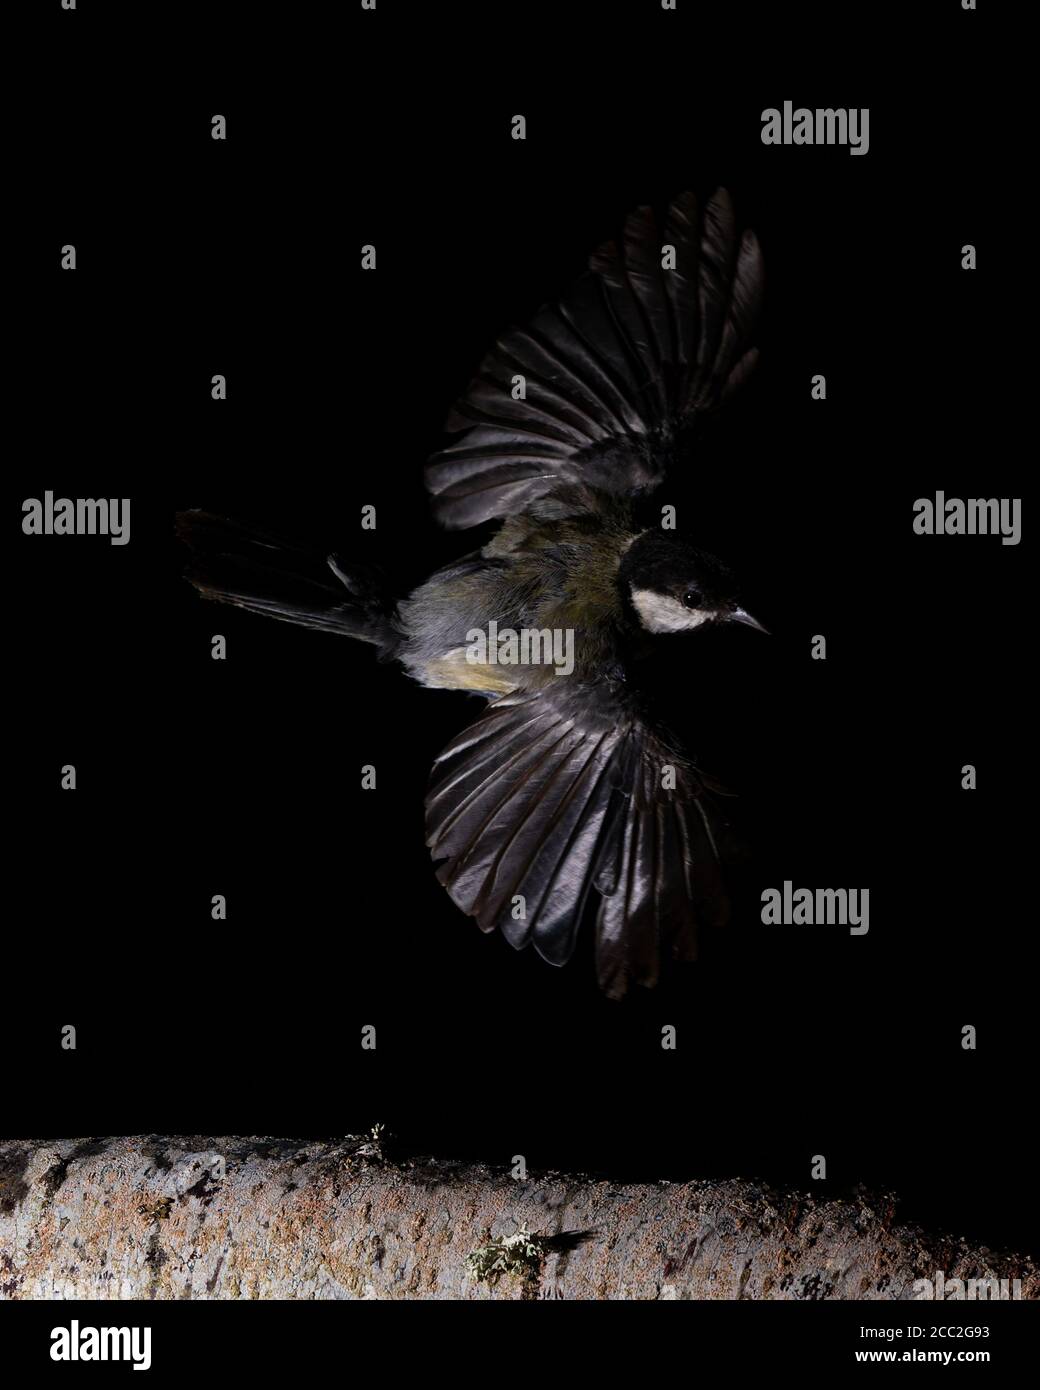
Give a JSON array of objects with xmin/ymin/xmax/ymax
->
[{"xmin": 178, "ymin": 188, "xmax": 767, "ymax": 998}]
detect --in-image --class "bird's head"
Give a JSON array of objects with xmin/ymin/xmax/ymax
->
[{"xmin": 618, "ymin": 531, "xmax": 766, "ymax": 636}]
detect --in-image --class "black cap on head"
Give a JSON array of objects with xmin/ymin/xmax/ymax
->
[{"xmin": 619, "ymin": 532, "xmax": 738, "ymax": 607}]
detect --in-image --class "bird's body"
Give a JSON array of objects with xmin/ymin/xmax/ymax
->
[
  {"xmin": 178, "ymin": 188, "xmax": 767, "ymax": 997},
  {"xmin": 398, "ymin": 500, "xmax": 637, "ymax": 693}
]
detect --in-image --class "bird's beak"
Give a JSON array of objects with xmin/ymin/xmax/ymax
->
[{"xmin": 728, "ymin": 607, "xmax": 769, "ymax": 634}]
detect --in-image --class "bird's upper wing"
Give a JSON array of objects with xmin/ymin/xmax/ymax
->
[
  {"xmin": 425, "ymin": 189, "xmax": 763, "ymax": 529},
  {"xmin": 425, "ymin": 680, "xmax": 737, "ymax": 998}
]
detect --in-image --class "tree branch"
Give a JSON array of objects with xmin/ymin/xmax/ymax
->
[{"xmin": 1, "ymin": 1136, "xmax": 1035, "ymax": 1300}]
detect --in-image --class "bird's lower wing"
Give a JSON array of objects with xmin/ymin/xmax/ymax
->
[{"xmin": 425, "ymin": 685, "xmax": 735, "ymax": 998}]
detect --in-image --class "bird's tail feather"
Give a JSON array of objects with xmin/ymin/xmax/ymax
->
[{"xmin": 175, "ymin": 510, "xmax": 399, "ymax": 655}]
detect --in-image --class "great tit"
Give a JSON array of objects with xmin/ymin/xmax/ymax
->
[{"xmin": 178, "ymin": 188, "xmax": 767, "ymax": 998}]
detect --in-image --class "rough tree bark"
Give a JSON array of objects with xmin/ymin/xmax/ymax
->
[{"xmin": 0, "ymin": 1135, "xmax": 1035, "ymax": 1300}]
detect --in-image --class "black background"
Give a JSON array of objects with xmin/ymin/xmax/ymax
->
[{"xmin": 11, "ymin": 1, "xmax": 1033, "ymax": 1261}]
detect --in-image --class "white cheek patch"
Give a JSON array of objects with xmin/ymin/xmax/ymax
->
[{"xmin": 629, "ymin": 587, "xmax": 712, "ymax": 633}]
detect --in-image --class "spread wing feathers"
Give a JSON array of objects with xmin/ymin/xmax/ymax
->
[
  {"xmin": 425, "ymin": 189, "xmax": 763, "ymax": 529},
  {"xmin": 425, "ymin": 686, "xmax": 734, "ymax": 999}
]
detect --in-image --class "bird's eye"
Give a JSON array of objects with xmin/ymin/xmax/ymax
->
[{"xmin": 682, "ymin": 590, "xmax": 700, "ymax": 609}]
